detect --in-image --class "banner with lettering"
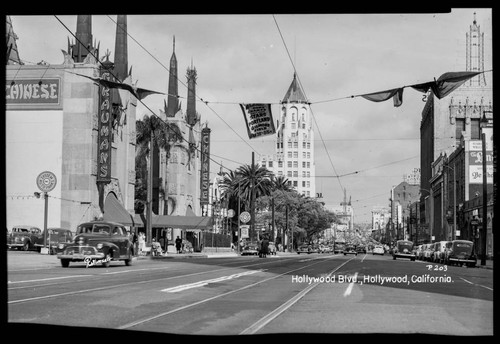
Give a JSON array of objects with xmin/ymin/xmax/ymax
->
[
  {"xmin": 200, "ymin": 127, "xmax": 211, "ymax": 205},
  {"xmin": 6, "ymin": 78, "xmax": 62, "ymax": 109},
  {"xmin": 468, "ymin": 140, "xmax": 493, "ymax": 184},
  {"xmin": 240, "ymin": 103, "xmax": 276, "ymax": 139}
]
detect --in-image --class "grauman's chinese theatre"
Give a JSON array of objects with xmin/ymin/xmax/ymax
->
[{"xmin": 6, "ymin": 15, "xmax": 139, "ymax": 231}]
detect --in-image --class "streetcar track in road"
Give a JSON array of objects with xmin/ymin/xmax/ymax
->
[
  {"xmin": 7, "ymin": 257, "xmax": 308, "ymax": 304},
  {"xmin": 117, "ymin": 254, "xmax": 344, "ymax": 330},
  {"xmin": 240, "ymin": 257, "xmax": 356, "ymax": 334}
]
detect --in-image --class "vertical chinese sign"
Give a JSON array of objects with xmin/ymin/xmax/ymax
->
[
  {"xmin": 97, "ymin": 68, "xmax": 113, "ymax": 212},
  {"xmin": 200, "ymin": 127, "xmax": 211, "ymax": 206}
]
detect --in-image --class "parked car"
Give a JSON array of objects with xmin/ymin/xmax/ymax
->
[
  {"xmin": 422, "ymin": 243, "xmax": 434, "ymax": 261},
  {"xmin": 434, "ymin": 241, "xmax": 451, "ymax": 263},
  {"xmin": 297, "ymin": 243, "xmax": 313, "ymax": 254},
  {"xmin": 34, "ymin": 227, "xmax": 74, "ymax": 254},
  {"xmin": 392, "ymin": 240, "xmax": 416, "ymax": 261},
  {"xmin": 444, "ymin": 240, "xmax": 477, "ymax": 267},
  {"xmin": 7, "ymin": 225, "xmax": 42, "ymax": 251},
  {"xmin": 319, "ymin": 244, "xmax": 333, "ymax": 254},
  {"xmin": 344, "ymin": 244, "xmax": 358, "ymax": 256},
  {"xmin": 57, "ymin": 221, "xmax": 134, "ymax": 268},
  {"xmin": 372, "ymin": 245, "xmax": 385, "ymax": 255},
  {"xmin": 241, "ymin": 243, "xmax": 259, "ymax": 256}
]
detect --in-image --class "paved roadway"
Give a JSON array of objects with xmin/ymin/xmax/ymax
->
[{"xmin": 6, "ymin": 250, "xmax": 494, "ymax": 338}]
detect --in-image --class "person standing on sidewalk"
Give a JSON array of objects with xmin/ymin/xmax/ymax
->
[{"xmin": 175, "ymin": 236, "xmax": 182, "ymax": 254}]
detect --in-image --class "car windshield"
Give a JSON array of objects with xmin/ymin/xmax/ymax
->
[
  {"xmin": 453, "ymin": 242, "xmax": 473, "ymax": 255},
  {"xmin": 77, "ymin": 224, "xmax": 110, "ymax": 234}
]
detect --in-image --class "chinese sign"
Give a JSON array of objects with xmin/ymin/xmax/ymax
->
[
  {"xmin": 200, "ymin": 127, "xmax": 211, "ymax": 205},
  {"xmin": 6, "ymin": 78, "xmax": 61, "ymax": 108}
]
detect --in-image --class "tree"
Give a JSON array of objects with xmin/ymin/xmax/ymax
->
[
  {"xmin": 271, "ymin": 175, "xmax": 293, "ymax": 192},
  {"xmin": 135, "ymin": 114, "xmax": 182, "ymax": 245}
]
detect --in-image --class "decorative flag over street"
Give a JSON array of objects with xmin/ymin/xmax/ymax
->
[
  {"xmin": 240, "ymin": 103, "xmax": 276, "ymax": 139},
  {"xmin": 358, "ymin": 71, "xmax": 483, "ymax": 107}
]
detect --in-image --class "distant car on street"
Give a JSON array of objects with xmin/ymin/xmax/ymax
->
[
  {"xmin": 7, "ymin": 225, "xmax": 42, "ymax": 251},
  {"xmin": 344, "ymin": 244, "xmax": 358, "ymax": 256},
  {"xmin": 57, "ymin": 221, "xmax": 134, "ymax": 268},
  {"xmin": 392, "ymin": 240, "xmax": 416, "ymax": 261},
  {"xmin": 241, "ymin": 243, "xmax": 259, "ymax": 256},
  {"xmin": 334, "ymin": 242, "xmax": 345, "ymax": 254},
  {"xmin": 372, "ymin": 245, "xmax": 385, "ymax": 255},
  {"xmin": 297, "ymin": 244, "xmax": 313, "ymax": 254},
  {"xmin": 356, "ymin": 245, "xmax": 367, "ymax": 254}
]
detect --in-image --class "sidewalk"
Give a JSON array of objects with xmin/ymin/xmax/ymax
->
[{"xmin": 143, "ymin": 250, "xmax": 297, "ymax": 260}]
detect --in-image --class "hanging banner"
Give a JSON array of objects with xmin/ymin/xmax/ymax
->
[
  {"xmin": 240, "ymin": 103, "xmax": 276, "ymax": 139},
  {"xmin": 97, "ymin": 70, "xmax": 112, "ymax": 183},
  {"xmin": 200, "ymin": 127, "xmax": 211, "ymax": 205}
]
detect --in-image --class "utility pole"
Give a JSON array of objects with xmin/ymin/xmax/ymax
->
[
  {"xmin": 250, "ymin": 152, "xmax": 256, "ymax": 242},
  {"xmin": 481, "ymin": 130, "xmax": 487, "ymax": 265}
]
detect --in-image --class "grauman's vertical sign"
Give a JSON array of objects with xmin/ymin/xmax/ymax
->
[
  {"xmin": 200, "ymin": 127, "xmax": 211, "ymax": 205},
  {"xmin": 97, "ymin": 70, "xmax": 112, "ymax": 183}
]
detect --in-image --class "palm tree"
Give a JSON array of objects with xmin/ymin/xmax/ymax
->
[
  {"xmin": 271, "ymin": 175, "xmax": 293, "ymax": 192},
  {"xmin": 136, "ymin": 114, "xmax": 182, "ymax": 245}
]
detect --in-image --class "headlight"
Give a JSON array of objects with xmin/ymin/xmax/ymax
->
[{"xmin": 97, "ymin": 243, "xmax": 103, "ymax": 249}]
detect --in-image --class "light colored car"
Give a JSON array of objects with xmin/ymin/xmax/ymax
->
[
  {"xmin": 434, "ymin": 241, "xmax": 450, "ymax": 263},
  {"xmin": 373, "ymin": 245, "xmax": 385, "ymax": 255}
]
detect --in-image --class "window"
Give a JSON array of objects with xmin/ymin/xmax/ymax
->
[
  {"xmin": 278, "ymin": 171, "xmax": 283, "ymax": 176},
  {"xmin": 288, "ymin": 141, "xmax": 292, "ymax": 148},
  {"xmin": 303, "ymin": 152, "xmax": 307, "ymax": 158},
  {"xmin": 307, "ymin": 162, "xmax": 310, "ymax": 168},
  {"xmin": 278, "ymin": 161, "xmax": 283, "ymax": 168},
  {"xmin": 470, "ymin": 118, "xmax": 480, "ymax": 140},
  {"xmin": 293, "ymin": 161, "xmax": 298, "ymax": 168},
  {"xmin": 302, "ymin": 162, "xmax": 306, "ymax": 168},
  {"xmin": 293, "ymin": 142, "xmax": 298, "ymax": 148},
  {"xmin": 288, "ymin": 151, "xmax": 292, "ymax": 158},
  {"xmin": 302, "ymin": 181, "xmax": 306, "ymax": 187},
  {"xmin": 293, "ymin": 151, "xmax": 298, "ymax": 158},
  {"xmin": 307, "ymin": 181, "xmax": 310, "ymax": 187},
  {"xmin": 268, "ymin": 161, "xmax": 273, "ymax": 168},
  {"xmin": 303, "ymin": 142, "xmax": 306, "ymax": 148},
  {"xmin": 307, "ymin": 142, "xmax": 311, "ymax": 149},
  {"xmin": 293, "ymin": 181, "xmax": 298, "ymax": 187},
  {"xmin": 287, "ymin": 171, "xmax": 292, "ymax": 177},
  {"xmin": 293, "ymin": 171, "xmax": 298, "ymax": 177},
  {"xmin": 455, "ymin": 118, "xmax": 466, "ymax": 139},
  {"xmin": 291, "ymin": 123, "xmax": 296, "ymax": 129},
  {"xmin": 307, "ymin": 152, "xmax": 310, "ymax": 158},
  {"xmin": 287, "ymin": 161, "xmax": 292, "ymax": 168}
]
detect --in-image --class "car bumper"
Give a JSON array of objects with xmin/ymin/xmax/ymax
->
[
  {"xmin": 7, "ymin": 244, "xmax": 24, "ymax": 248},
  {"xmin": 449, "ymin": 258, "xmax": 476, "ymax": 264},
  {"xmin": 394, "ymin": 253, "xmax": 416, "ymax": 259},
  {"xmin": 57, "ymin": 246, "xmax": 105, "ymax": 261}
]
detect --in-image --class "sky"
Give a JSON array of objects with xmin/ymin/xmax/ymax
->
[{"xmin": 8, "ymin": 8, "xmax": 493, "ymax": 224}]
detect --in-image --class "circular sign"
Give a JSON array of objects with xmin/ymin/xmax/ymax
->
[
  {"xmin": 227, "ymin": 209, "xmax": 235, "ymax": 218},
  {"xmin": 239, "ymin": 211, "xmax": 251, "ymax": 223},
  {"xmin": 36, "ymin": 171, "xmax": 57, "ymax": 192}
]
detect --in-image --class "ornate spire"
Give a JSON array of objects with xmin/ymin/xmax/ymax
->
[
  {"xmin": 113, "ymin": 15, "xmax": 128, "ymax": 82},
  {"xmin": 6, "ymin": 15, "xmax": 23, "ymax": 65},
  {"xmin": 166, "ymin": 36, "xmax": 180, "ymax": 117},
  {"xmin": 71, "ymin": 15, "xmax": 94, "ymax": 63},
  {"xmin": 466, "ymin": 12, "xmax": 486, "ymax": 86},
  {"xmin": 186, "ymin": 64, "xmax": 199, "ymax": 126}
]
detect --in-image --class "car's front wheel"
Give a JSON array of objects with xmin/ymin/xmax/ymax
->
[
  {"xmin": 103, "ymin": 252, "xmax": 111, "ymax": 268},
  {"xmin": 23, "ymin": 241, "xmax": 30, "ymax": 251}
]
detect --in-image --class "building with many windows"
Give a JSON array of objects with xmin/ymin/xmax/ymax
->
[{"xmin": 259, "ymin": 73, "xmax": 316, "ymax": 197}]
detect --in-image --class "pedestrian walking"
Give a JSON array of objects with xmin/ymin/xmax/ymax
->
[
  {"xmin": 138, "ymin": 232, "xmax": 145, "ymax": 255},
  {"xmin": 175, "ymin": 236, "xmax": 182, "ymax": 254}
]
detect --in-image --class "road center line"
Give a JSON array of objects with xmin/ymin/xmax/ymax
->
[
  {"xmin": 8, "ymin": 275, "xmax": 90, "ymax": 284},
  {"xmin": 240, "ymin": 257, "xmax": 356, "ymax": 335},
  {"xmin": 343, "ymin": 272, "xmax": 359, "ymax": 297}
]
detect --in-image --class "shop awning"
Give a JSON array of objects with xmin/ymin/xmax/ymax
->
[
  {"xmin": 151, "ymin": 214, "xmax": 213, "ymax": 230},
  {"xmin": 103, "ymin": 194, "xmax": 136, "ymax": 227}
]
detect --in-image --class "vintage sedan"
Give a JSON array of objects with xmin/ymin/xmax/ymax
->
[
  {"xmin": 372, "ymin": 245, "xmax": 385, "ymax": 255},
  {"xmin": 57, "ymin": 221, "xmax": 134, "ymax": 268},
  {"xmin": 392, "ymin": 240, "xmax": 416, "ymax": 261},
  {"xmin": 444, "ymin": 240, "xmax": 477, "ymax": 267},
  {"xmin": 297, "ymin": 243, "xmax": 313, "ymax": 254},
  {"xmin": 7, "ymin": 225, "xmax": 41, "ymax": 251},
  {"xmin": 34, "ymin": 227, "xmax": 73, "ymax": 254},
  {"xmin": 241, "ymin": 243, "xmax": 259, "ymax": 256},
  {"xmin": 343, "ymin": 244, "xmax": 358, "ymax": 256}
]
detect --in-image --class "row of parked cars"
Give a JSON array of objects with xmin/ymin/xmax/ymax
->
[
  {"xmin": 414, "ymin": 240, "xmax": 477, "ymax": 267},
  {"xmin": 6, "ymin": 225, "xmax": 73, "ymax": 254}
]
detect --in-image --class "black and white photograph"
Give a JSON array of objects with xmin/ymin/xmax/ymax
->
[{"xmin": 4, "ymin": 8, "xmax": 494, "ymax": 338}]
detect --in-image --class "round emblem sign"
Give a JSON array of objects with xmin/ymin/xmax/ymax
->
[
  {"xmin": 36, "ymin": 171, "xmax": 57, "ymax": 192},
  {"xmin": 239, "ymin": 211, "xmax": 251, "ymax": 223}
]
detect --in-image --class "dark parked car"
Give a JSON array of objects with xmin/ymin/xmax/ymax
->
[
  {"xmin": 7, "ymin": 225, "xmax": 41, "ymax": 251},
  {"xmin": 34, "ymin": 227, "xmax": 73, "ymax": 254},
  {"xmin": 57, "ymin": 221, "xmax": 134, "ymax": 268},
  {"xmin": 444, "ymin": 240, "xmax": 477, "ymax": 267},
  {"xmin": 356, "ymin": 245, "xmax": 367, "ymax": 254}
]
